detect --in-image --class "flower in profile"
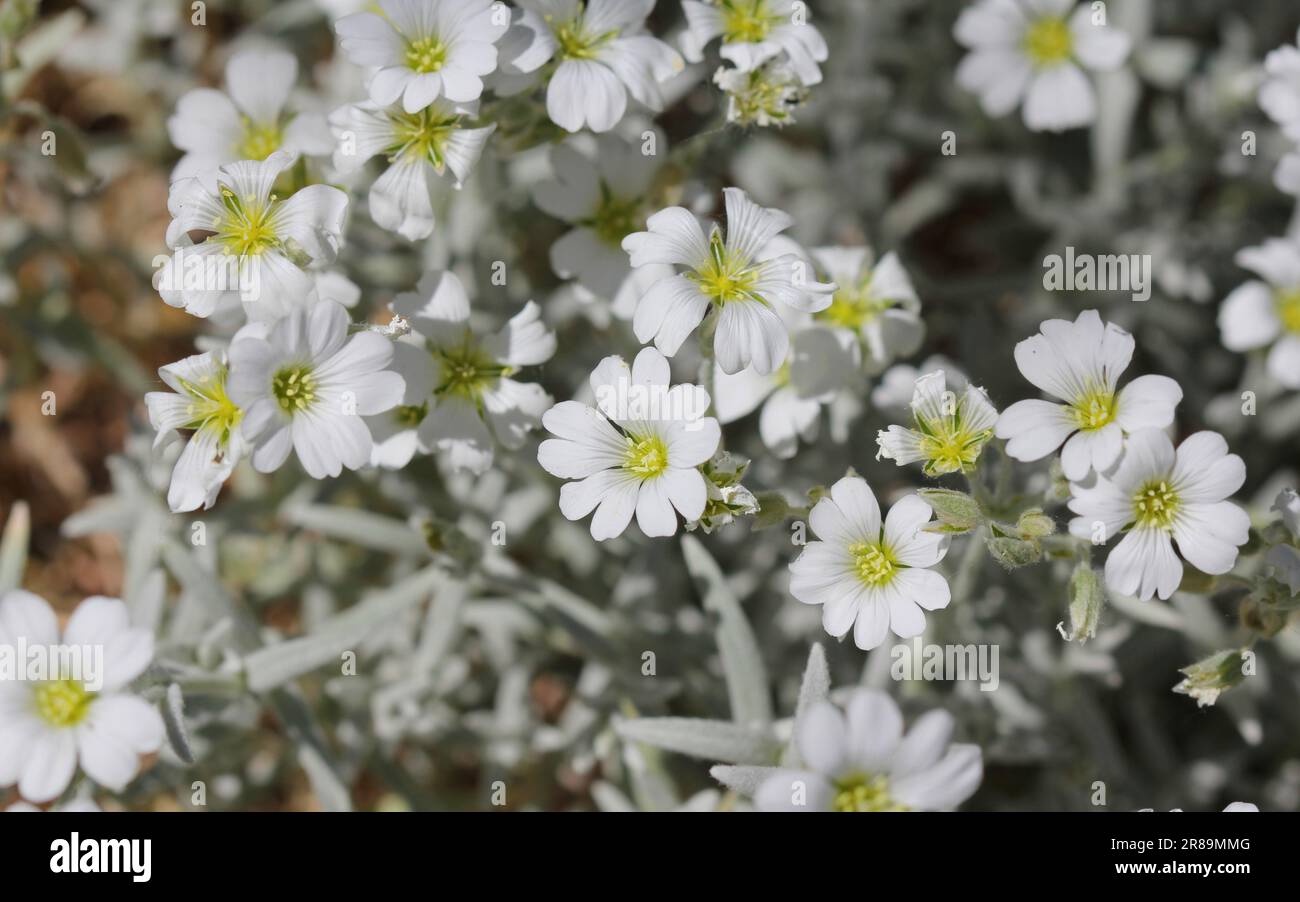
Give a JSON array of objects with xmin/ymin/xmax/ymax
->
[
  {"xmin": 393, "ymin": 270, "xmax": 556, "ymax": 474},
  {"xmin": 537, "ymin": 347, "xmax": 721, "ymax": 540},
  {"xmin": 499, "ymin": 0, "xmax": 684, "ymax": 133},
  {"xmin": 682, "ymin": 0, "xmax": 829, "ymax": 86},
  {"xmin": 533, "ymin": 132, "xmax": 662, "ymax": 301},
  {"xmin": 167, "ymin": 46, "xmax": 334, "ymax": 180},
  {"xmin": 1217, "ymin": 238, "xmax": 1300, "ymax": 390},
  {"xmin": 144, "ymin": 351, "xmax": 245, "ymax": 512},
  {"xmin": 712, "ymin": 321, "xmax": 857, "ymax": 459},
  {"xmin": 622, "ymin": 187, "xmax": 835, "ymax": 375},
  {"xmin": 0, "ymin": 592, "xmax": 163, "ymax": 803},
  {"xmin": 789, "ymin": 476, "xmax": 951, "ymax": 650},
  {"xmin": 954, "ymin": 0, "xmax": 1131, "ymax": 132},
  {"xmin": 745, "ymin": 689, "xmax": 982, "ymax": 811},
  {"xmin": 996, "ymin": 310, "xmax": 1183, "ymax": 481},
  {"xmin": 334, "ymin": 0, "xmax": 509, "ymax": 112},
  {"xmin": 713, "ymin": 60, "xmax": 806, "ymax": 127},
  {"xmin": 810, "ymin": 246, "xmax": 924, "ymax": 374},
  {"xmin": 228, "ymin": 300, "xmax": 406, "ymax": 479},
  {"xmin": 877, "ymin": 370, "xmax": 999, "ymax": 477},
  {"xmin": 330, "ymin": 98, "xmax": 496, "ymax": 240},
  {"xmin": 1067, "ymin": 430, "xmax": 1251, "ymax": 601},
  {"xmin": 159, "ymin": 150, "xmax": 349, "ymax": 321}
]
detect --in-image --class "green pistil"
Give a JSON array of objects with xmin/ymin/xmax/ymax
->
[
  {"xmin": 832, "ymin": 774, "xmax": 909, "ymax": 812},
  {"xmin": 272, "ymin": 364, "xmax": 318, "ymax": 414},
  {"xmin": 551, "ymin": 6, "xmax": 620, "ymax": 60},
  {"xmin": 587, "ymin": 186, "xmax": 644, "ymax": 247},
  {"xmin": 1071, "ymin": 385, "xmax": 1117, "ymax": 431},
  {"xmin": 1134, "ymin": 479, "xmax": 1180, "ymax": 530},
  {"xmin": 405, "ymin": 35, "xmax": 448, "ymax": 73},
  {"xmin": 624, "ymin": 434, "xmax": 669, "ymax": 478},
  {"xmin": 848, "ymin": 540, "xmax": 897, "ymax": 588},
  {"xmin": 33, "ymin": 678, "xmax": 93, "ymax": 727},
  {"xmin": 692, "ymin": 230, "xmax": 761, "ymax": 305},
  {"xmin": 435, "ymin": 343, "xmax": 512, "ymax": 402},
  {"xmin": 394, "ymin": 402, "xmax": 428, "ymax": 428},
  {"xmin": 721, "ymin": 0, "xmax": 777, "ymax": 44},
  {"xmin": 1276, "ymin": 288, "xmax": 1300, "ymax": 334},
  {"xmin": 177, "ymin": 366, "xmax": 243, "ymax": 444},
  {"xmin": 216, "ymin": 185, "xmax": 281, "ymax": 257},
  {"xmin": 237, "ymin": 118, "xmax": 284, "ymax": 161},
  {"xmin": 1023, "ymin": 16, "xmax": 1073, "ymax": 66},
  {"xmin": 914, "ymin": 404, "xmax": 992, "ymax": 476},
  {"xmin": 388, "ymin": 107, "xmax": 463, "ymax": 171}
]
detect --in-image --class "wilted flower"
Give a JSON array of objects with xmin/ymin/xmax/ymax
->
[{"xmin": 877, "ymin": 370, "xmax": 999, "ymax": 477}]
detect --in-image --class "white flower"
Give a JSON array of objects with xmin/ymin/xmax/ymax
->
[
  {"xmin": 1067, "ymin": 430, "xmax": 1251, "ymax": 601},
  {"xmin": 954, "ymin": 0, "xmax": 1131, "ymax": 132},
  {"xmin": 533, "ymin": 133, "xmax": 662, "ymax": 300},
  {"xmin": 1217, "ymin": 238, "xmax": 1300, "ymax": 390},
  {"xmin": 500, "ymin": 0, "xmax": 684, "ymax": 133},
  {"xmin": 996, "ymin": 309, "xmax": 1183, "ymax": 481},
  {"xmin": 334, "ymin": 0, "xmax": 508, "ymax": 112},
  {"xmin": 0, "ymin": 592, "xmax": 163, "ymax": 803},
  {"xmin": 144, "ymin": 351, "xmax": 246, "ymax": 513},
  {"xmin": 392, "ymin": 271, "xmax": 556, "ymax": 474},
  {"xmin": 1259, "ymin": 30, "xmax": 1300, "ymax": 142},
  {"xmin": 366, "ymin": 340, "xmax": 438, "ymax": 469},
  {"xmin": 622, "ymin": 187, "xmax": 835, "ymax": 375},
  {"xmin": 228, "ymin": 300, "xmax": 406, "ymax": 479},
  {"xmin": 713, "ymin": 61, "xmax": 806, "ymax": 127},
  {"xmin": 810, "ymin": 246, "xmax": 924, "ymax": 374},
  {"xmin": 1223, "ymin": 802, "xmax": 1259, "ymax": 812},
  {"xmin": 537, "ymin": 347, "xmax": 721, "ymax": 540},
  {"xmin": 877, "ymin": 370, "xmax": 999, "ymax": 477},
  {"xmin": 713, "ymin": 322, "xmax": 857, "ymax": 459},
  {"xmin": 159, "ymin": 150, "xmax": 349, "ymax": 321},
  {"xmin": 747, "ymin": 689, "xmax": 982, "ymax": 811},
  {"xmin": 681, "ymin": 0, "xmax": 829, "ymax": 87},
  {"xmin": 330, "ymin": 98, "xmax": 496, "ymax": 240},
  {"xmin": 789, "ymin": 476, "xmax": 951, "ymax": 650},
  {"xmin": 167, "ymin": 47, "xmax": 334, "ymax": 180}
]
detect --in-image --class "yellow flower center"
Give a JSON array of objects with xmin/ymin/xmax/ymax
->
[
  {"xmin": 832, "ymin": 774, "xmax": 909, "ymax": 812},
  {"xmin": 33, "ymin": 678, "xmax": 93, "ymax": 728},
  {"xmin": 849, "ymin": 541, "xmax": 897, "ymax": 587},
  {"xmin": 237, "ymin": 119, "xmax": 284, "ymax": 161},
  {"xmin": 1277, "ymin": 288, "xmax": 1300, "ymax": 334},
  {"xmin": 178, "ymin": 366, "xmax": 243, "ymax": 446},
  {"xmin": 818, "ymin": 274, "xmax": 893, "ymax": 331},
  {"xmin": 1133, "ymin": 479, "xmax": 1180, "ymax": 530},
  {"xmin": 1023, "ymin": 16, "xmax": 1073, "ymax": 66},
  {"xmin": 216, "ymin": 185, "xmax": 281, "ymax": 257},
  {"xmin": 625, "ymin": 434, "xmax": 669, "ymax": 478},
  {"xmin": 272, "ymin": 364, "xmax": 318, "ymax": 414},
  {"xmin": 394, "ymin": 402, "xmax": 428, "ymax": 428},
  {"xmin": 405, "ymin": 35, "xmax": 448, "ymax": 73},
  {"xmin": 914, "ymin": 410, "xmax": 993, "ymax": 477},
  {"xmin": 1071, "ymin": 386, "xmax": 1117, "ymax": 431},
  {"xmin": 722, "ymin": 0, "xmax": 777, "ymax": 44},
  {"xmin": 693, "ymin": 230, "xmax": 760, "ymax": 305}
]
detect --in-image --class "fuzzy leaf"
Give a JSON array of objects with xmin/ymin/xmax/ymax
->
[{"xmin": 614, "ymin": 717, "xmax": 780, "ymax": 765}]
